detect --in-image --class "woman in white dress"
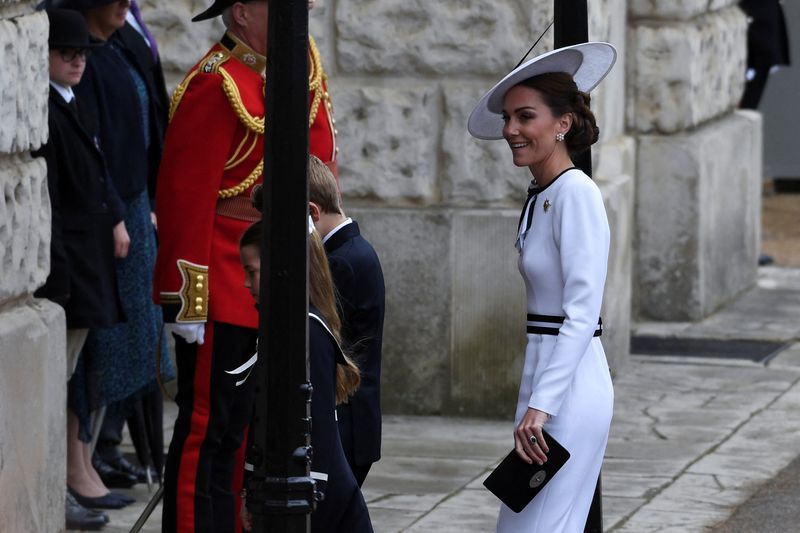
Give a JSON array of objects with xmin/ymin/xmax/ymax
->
[{"xmin": 468, "ymin": 43, "xmax": 618, "ymax": 532}]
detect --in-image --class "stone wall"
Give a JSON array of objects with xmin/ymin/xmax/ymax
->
[
  {"xmin": 141, "ymin": 0, "xmax": 634, "ymax": 417},
  {"xmin": 0, "ymin": 2, "xmax": 66, "ymax": 531},
  {"xmin": 628, "ymin": 1, "xmax": 760, "ymax": 320}
]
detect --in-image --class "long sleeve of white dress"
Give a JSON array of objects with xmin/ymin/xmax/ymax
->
[{"xmin": 528, "ymin": 176, "xmax": 610, "ymax": 416}]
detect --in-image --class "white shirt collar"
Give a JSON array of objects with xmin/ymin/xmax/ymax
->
[
  {"xmin": 322, "ymin": 217, "xmax": 353, "ymax": 244},
  {"xmin": 125, "ymin": 12, "xmax": 151, "ymax": 48},
  {"xmin": 50, "ymin": 82, "xmax": 75, "ymax": 104}
]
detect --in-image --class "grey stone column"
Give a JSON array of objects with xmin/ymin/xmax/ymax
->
[
  {"xmin": 628, "ymin": 1, "xmax": 761, "ymax": 321},
  {"xmin": 144, "ymin": 0, "xmax": 633, "ymax": 416},
  {"xmin": 0, "ymin": 2, "xmax": 67, "ymax": 531}
]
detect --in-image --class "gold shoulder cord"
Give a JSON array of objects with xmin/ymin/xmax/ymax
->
[
  {"xmin": 169, "ymin": 51, "xmax": 230, "ymax": 121},
  {"xmin": 308, "ymin": 36, "xmax": 325, "ymax": 127},
  {"xmin": 171, "ymin": 44, "xmax": 330, "ymax": 199},
  {"xmin": 217, "ymin": 67, "xmax": 265, "ymax": 198},
  {"xmin": 169, "ymin": 70, "xmax": 199, "ymax": 122}
]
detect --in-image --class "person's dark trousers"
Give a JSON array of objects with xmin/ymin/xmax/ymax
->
[
  {"xmin": 740, "ymin": 62, "xmax": 771, "ymax": 109},
  {"xmin": 96, "ymin": 388, "xmax": 165, "ymax": 478},
  {"xmin": 337, "ymin": 403, "xmax": 373, "ymax": 487},
  {"xmin": 96, "ymin": 402, "xmax": 127, "ymax": 462},
  {"xmin": 352, "ymin": 464, "xmax": 372, "ymax": 488},
  {"xmin": 162, "ymin": 321, "xmax": 257, "ymax": 533}
]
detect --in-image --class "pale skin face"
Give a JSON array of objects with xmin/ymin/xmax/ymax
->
[
  {"xmin": 49, "ymin": 49, "xmax": 87, "ymax": 88},
  {"xmin": 231, "ymin": 1, "xmax": 269, "ymax": 56},
  {"xmin": 83, "ymin": 0, "xmax": 130, "ymax": 40},
  {"xmin": 502, "ymin": 84, "xmax": 574, "ymax": 188},
  {"xmin": 240, "ymin": 244, "xmax": 261, "ymax": 304}
]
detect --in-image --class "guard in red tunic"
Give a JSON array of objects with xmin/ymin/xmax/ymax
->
[{"xmin": 154, "ymin": 1, "xmax": 337, "ymax": 531}]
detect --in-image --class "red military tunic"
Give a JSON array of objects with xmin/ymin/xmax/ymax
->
[{"xmin": 154, "ymin": 32, "xmax": 337, "ymax": 329}]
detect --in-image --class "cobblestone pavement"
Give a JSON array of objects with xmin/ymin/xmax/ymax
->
[{"xmin": 102, "ymin": 267, "xmax": 800, "ymax": 532}]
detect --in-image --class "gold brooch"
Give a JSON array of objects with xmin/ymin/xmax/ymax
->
[
  {"xmin": 242, "ymin": 53, "xmax": 257, "ymax": 65},
  {"xmin": 543, "ymin": 199, "xmax": 551, "ymax": 213}
]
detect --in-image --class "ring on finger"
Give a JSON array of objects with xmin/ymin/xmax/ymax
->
[{"xmin": 528, "ymin": 434, "xmax": 537, "ymax": 446}]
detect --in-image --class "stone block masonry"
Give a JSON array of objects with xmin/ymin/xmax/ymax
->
[
  {"xmin": 0, "ymin": 3, "xmax": 66, "ymax": 531},
  {"xmin": 629, "ymin": 1, "xmax": 760, "ymax": 321}
]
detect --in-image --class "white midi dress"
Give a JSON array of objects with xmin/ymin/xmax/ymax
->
[{"xmin": 496, "ymin": 168, "xmax": 614, "ymax": 533}]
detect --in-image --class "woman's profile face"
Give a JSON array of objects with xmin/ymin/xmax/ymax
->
[
  {"xmin": 85, "ymin": 0, "xmax": 130, "ymax": 36},
  {"xmin": 501, "ymin": 85, "xmax": 566, "ymax": 168},
  {"xmin": 240, "ymin": 244, "xmax": 261, "ymax": 303}
]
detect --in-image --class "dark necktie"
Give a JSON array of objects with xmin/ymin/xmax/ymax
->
[
  {"xmin": 129, "ymin": 1, "xmax": 159, "ymax": 62},
  {"xmin": 67, "ymin": 97, "xmax": 78, "ymax": 115}
]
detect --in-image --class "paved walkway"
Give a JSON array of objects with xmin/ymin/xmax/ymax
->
[{"xmin": 103, "ymin": 267, "xmax": 800, "ymax": 532}]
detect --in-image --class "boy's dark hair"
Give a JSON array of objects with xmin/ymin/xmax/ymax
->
[{"xmin": 308, "ymin": 155, "xmax": 342, "ymax": 215}]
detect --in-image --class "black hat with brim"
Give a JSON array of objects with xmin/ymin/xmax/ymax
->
[
  {"xmin": 47, "ymin": 7, "xmax": 103, "ymax": 49},
  {"xmin": 192, "ymin": 0, "xmax": 256, "ymax": 22}
]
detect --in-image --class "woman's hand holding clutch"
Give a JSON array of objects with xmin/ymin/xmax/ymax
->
[{"xmin": 514, "ymin": 408, "xmax": 551, "ymax": 465}]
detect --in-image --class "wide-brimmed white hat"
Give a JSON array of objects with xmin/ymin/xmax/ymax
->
[{"xmin": 467, "ymin": 42, "xmax": 617, "ymax": 140}]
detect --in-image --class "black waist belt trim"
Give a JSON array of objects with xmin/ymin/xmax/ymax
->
[{"xmin": 526, "ymin": 313, "xmax": 602, "ymax": 337}]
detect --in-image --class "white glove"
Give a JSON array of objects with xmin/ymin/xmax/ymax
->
[{"xmin": 168, "ymin": 323, "xmax": 206, "ymax": 345}]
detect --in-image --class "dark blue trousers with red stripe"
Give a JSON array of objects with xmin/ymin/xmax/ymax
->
[{"xmin": 162, "ymin": 322, "xmax": 257, "ymax": 533}]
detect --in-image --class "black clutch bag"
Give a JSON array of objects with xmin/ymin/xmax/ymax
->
[{"xmin": 483, "ymin": 429, "xmax": 571, "ymax": 513}]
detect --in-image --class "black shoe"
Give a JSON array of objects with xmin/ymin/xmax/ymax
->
[
  {"xmin": 107, "ymin": 456, "xmax": 150, "ymax": 484},
  {"xmin": 65, "ymin": 493, "xmax": 106, "ymax": 531},
  {"xmin": 759, "ymin": 253, "xmax": 775, "ymax": 266},
  {"xmin": 92, "ymin": 454, "xmax": 138, "ymax": 489},
  {"xmin": 93, "ymin": 509, "xmax": 110, "ymax": 523},
  {"xmin": 68, "ymin": 486, "xmax": 133, "ymax": 509}
]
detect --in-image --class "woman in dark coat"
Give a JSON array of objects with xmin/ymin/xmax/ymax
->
[
  {"xmin": 237, "ymin": 219, "xmax": 373, "ymax": 533},
  {"xmin": 65, "ymin": 0, "xmax": 172, "ymax": 452}
]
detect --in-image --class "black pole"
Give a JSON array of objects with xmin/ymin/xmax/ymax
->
[
  {"xmin": 247, "ymin": 1, "xmax": 314, "ymax": 532},
  {"xmin": 554, "ymin": 0, "xmax": 592, "ymax": 178},
  {"xmin": 554, "ymin": 2, "xmax": 603, "ymax": 532}
]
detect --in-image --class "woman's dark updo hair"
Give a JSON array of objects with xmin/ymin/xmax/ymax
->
[{"xmin": 517, "ymin": 72, "xmax": 599, "ymax": 156}]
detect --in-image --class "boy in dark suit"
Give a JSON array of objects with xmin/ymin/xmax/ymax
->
[
  {"xmin": 34, "ymin": 8, "xmax": 129, "ymax": 530},
  {"xmin": 308, "ymin": 156, "xmax": 386, "ymax": 487}
]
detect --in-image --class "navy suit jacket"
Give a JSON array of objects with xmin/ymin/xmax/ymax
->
[{"xmin": 326, "ymin": 221, "xmax": 386, "ymax": 467}]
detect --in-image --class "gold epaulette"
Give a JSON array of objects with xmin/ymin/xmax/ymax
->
[
  {"xmin": 202, "ymin": 50, "xmax": 231, "ymax": 74},
  {"xmin": 168, "ymin": 51, "xmax": 232, "ymax": 122}
]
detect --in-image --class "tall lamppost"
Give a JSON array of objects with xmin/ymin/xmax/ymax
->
[
  {"xmin": 554, "ymin": 2, "xmax": 603, "ymax": 531},
  {"xmin": 247, "ymin": 1, "xmax": 314, "ymax": 531}
]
